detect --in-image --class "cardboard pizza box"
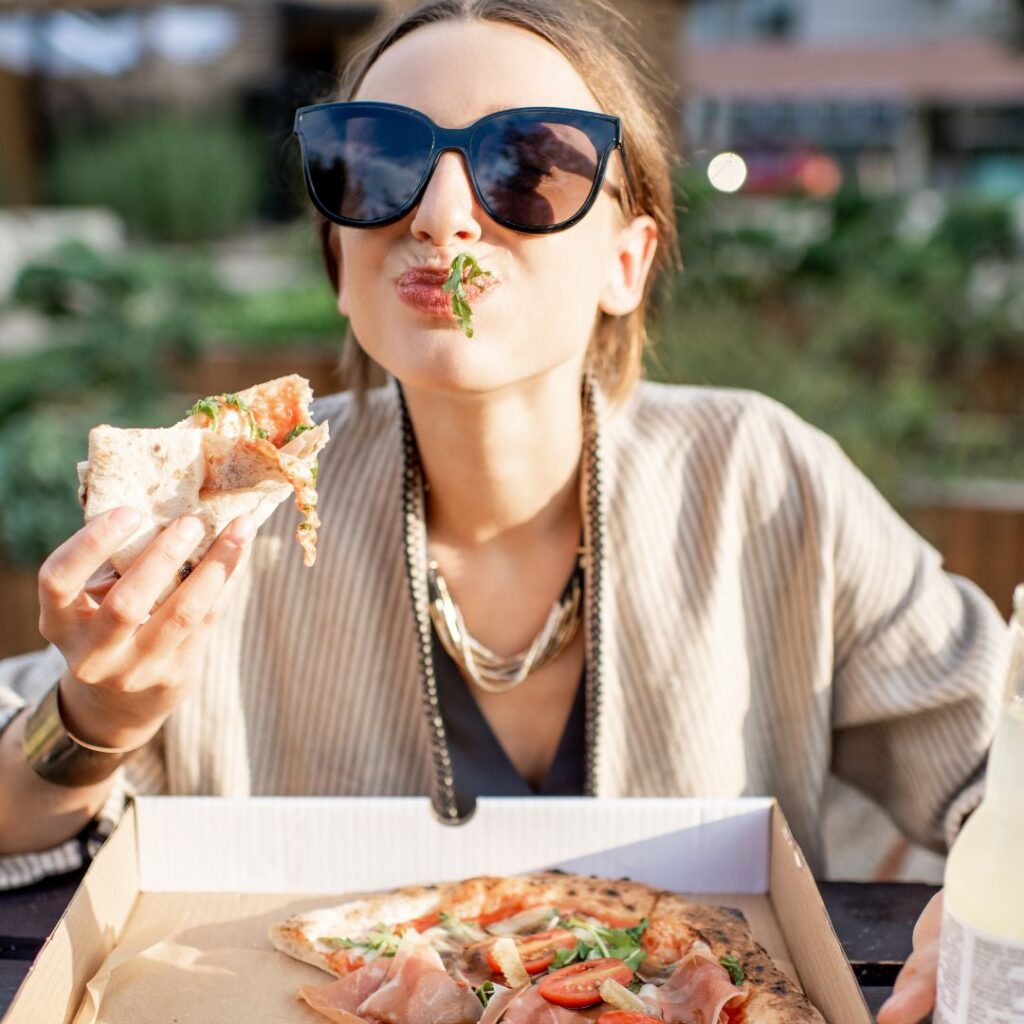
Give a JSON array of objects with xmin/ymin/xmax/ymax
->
[{"xmin": 1, "ymin": 796, "xmax": 872, "ymax": 1024}]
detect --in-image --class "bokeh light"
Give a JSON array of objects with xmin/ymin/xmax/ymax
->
[{"xmin": 708, "ymin": 152, "xmax": 748, "ymax": 193}]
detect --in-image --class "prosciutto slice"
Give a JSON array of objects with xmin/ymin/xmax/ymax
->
[
  {"xmin": 500, "ymin": 986, "xmax": 605, "ymax": 1024},
  {"xmin": 478, "ymin": 984, "xmax": 522, "ymax": 1024},
  {"xmin": 357, "ymin": 931, "xmax": 483, "ymax": 1024},
  {"xmin": 298, "ymin": 959, "xmax": 389, "ymax": 1023},
  {"xmin": 641, "ymin": 949, "xmax": 747, "ymax": 1024}
]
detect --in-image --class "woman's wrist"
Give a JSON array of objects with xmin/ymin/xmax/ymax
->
[
  {"xmin": 56, "ymin": 672, "xmax": 164, "ymax": 753},
  {"xmin": 22, "ymin": 681, "xmax": 139, "ymax": 788}
]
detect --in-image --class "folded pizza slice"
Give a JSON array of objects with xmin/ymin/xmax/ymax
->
[{"xmin": 78, "ymin": 374, "xmax": 330, "ymax": 601}]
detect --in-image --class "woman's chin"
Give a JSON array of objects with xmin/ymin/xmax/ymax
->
[{"xmin": 368, "ymin": 321, "xmax": 517, "ymax": 393}]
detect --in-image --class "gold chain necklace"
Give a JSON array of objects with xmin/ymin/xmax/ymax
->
[{"xmin": 426, "ymin": 554, "xmax": 584, "ymax": 693}]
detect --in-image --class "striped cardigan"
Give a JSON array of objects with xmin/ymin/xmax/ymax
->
[{"xmin": 0, "ymin": 379, "xmax": 1009, "ymax": 888}]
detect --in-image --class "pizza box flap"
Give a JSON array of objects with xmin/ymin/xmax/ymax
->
[{"xmin": 134, "ymin": 795, "xmax": 774, "ymax": 894}]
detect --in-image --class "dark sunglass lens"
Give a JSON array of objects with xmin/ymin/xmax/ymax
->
[
  {"xmin": 302, "ymin": 108, "xmax": 432, "ymax": 222},
  {"xmin": 473, "ymin": 116, "xmax": 602, "ymax": 228}
]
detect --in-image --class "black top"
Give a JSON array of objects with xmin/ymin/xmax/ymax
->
[{"xmin": 429, "ymin": 567, "xmax": 587, "ymax": 818}]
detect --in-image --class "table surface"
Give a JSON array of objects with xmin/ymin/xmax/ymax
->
[{"xmin": 0, "ymin": 871, "xmax": 937, "ymax": 1021}]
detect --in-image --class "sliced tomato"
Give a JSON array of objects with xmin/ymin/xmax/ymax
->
[
  {"xmin": 471, "ymin": 902, "xmax": 527, "ymax": 928},
  {"xmin": 538, "ymin": 958, "xmax": 634, "ymax": 1009},
  {"xmin": 485, "ymin": 928, "xmax": 577, "ymax": 976},
  {"xmin": 598, "ymin": 1013, "xmax": 663, "ymax": 1024},
  {"xmin": 396, "ymin": 912, "xmax": 441, "ymax": 932}
]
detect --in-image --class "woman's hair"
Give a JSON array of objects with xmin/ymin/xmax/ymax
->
[{"xmin": 312, "ymin": 0, "xmax": 681, "ymax": 405}]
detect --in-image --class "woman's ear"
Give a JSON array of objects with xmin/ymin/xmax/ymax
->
[{"xmin": 599, "ymin": 214, "xmax": 658, "ymax": 317}]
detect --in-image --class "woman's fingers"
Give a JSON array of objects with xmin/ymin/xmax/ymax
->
[
  {"xmin": 94, "ymin": 516, "xmax": 205, "ymax": 640},
  {"xmin": 876, "ymin": 892, "xmax": 943, "ymax": 1024},
  {"xmin": 133, "ymin": 515, "xmax": 255, "ymax": 660},
  {"xmin": 173, "ymin": 538, "xmax": 254, "ymax": 667},
  {"xmin": 38, "ymin": 507, "xmax": 142, "ymax": 627}
]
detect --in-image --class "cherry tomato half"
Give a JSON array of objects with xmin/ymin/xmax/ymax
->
[
  {"xmin": 486, "ymin": 928, "xmax": 578, "ymax": 976},
  {"xmin": 538, "ymin": 958, "xmax": 634, "ymax": 1009},
  {"xmin": 598, "ymin": 1013, "xmax": 663, "ymax": 1024}
]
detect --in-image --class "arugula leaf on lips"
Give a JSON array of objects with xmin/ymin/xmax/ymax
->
[{"xmin": 442, "ymin": 252, "xmax": 492, "ymax": 338}]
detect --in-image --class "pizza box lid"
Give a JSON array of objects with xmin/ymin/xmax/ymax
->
[{"xmin": 2, "ymin": 796, "xmax": 872, "ymax": 1024}]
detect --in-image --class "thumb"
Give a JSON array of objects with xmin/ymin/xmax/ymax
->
[{"xmin": 876, "ymin": 940, "xmax": 940, "ymax": 1024}]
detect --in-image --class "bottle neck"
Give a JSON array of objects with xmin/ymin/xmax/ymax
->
[{"xmin": 979, "ymin": 698, "xmax": 1024, "ymax": 820}]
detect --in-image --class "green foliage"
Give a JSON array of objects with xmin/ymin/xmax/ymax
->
[
  {"xmin": 200, "ymin": 281, "xmax": 343, "ymax": 347},
  {"xmin": 44, "ymin": 114, "xmax": 263, "ymax": 242},
  {"xmin": 0, "ymin": 240, "xmax": 222, "ymax": 564},
  {"xmin": 648, "ymin": 174, "xmax": 1024, "ymax": 495}
]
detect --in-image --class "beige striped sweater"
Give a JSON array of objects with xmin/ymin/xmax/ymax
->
[{"xmin": 0, "ymin": 379, "xmax": 1009, "ymax": 887}]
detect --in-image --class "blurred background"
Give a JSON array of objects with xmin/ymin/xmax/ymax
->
[{"xmin": 1, "ymin": 0, "xmax": 1022, "ymax": 882}]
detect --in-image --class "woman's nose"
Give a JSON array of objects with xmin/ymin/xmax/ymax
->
[{"xmin": 409, "ymin": 151, "xmax": 484, "ymax": 246}]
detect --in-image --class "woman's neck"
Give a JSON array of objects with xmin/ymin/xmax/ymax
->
[{"xmin": 401, "ymin": 364, "xmax": 584, "ymax": 553}]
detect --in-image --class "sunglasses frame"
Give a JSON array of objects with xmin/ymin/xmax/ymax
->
[{"xmin": 292, "ymin": 101, "xmax": 637, "ymax": 234}]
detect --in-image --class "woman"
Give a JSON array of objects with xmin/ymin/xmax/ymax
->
[{"xmin": 0, "ymin": 2, "xmax": 1006, "ymax": 1021}]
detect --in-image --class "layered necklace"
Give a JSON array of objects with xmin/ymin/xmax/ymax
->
[{"xmin": 426, "ymin": 546, "xmax": 585, "ymax": 694}]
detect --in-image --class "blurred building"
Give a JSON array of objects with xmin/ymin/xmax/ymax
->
[
  {"xmin": 0, "ymin": 0, "xmax": 686, "ymax": 212},
  {"xmin": 682, "ymin": 0, "xmax": 1024, "ymax": 194}
]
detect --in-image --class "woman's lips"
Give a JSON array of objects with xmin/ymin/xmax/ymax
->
[{"xmin": 395, "ymin": 267, "xmax": 498, "ymax": 319}]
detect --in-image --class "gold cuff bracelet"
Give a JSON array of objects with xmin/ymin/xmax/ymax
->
[{"xmin": 22, "ymin": 682, "xmax": 135, "ymax": 787}]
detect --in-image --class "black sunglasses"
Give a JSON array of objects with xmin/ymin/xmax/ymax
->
[{"xmin": 292, "ymin": 101, "xmax": 636, "ymax": 234}]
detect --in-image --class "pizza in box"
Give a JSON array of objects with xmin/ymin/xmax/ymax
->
[{"xmin": 271, "ymin": 871, "xmax": 826, "ymax": 1023}]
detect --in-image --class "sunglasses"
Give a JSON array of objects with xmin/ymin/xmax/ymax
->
[{"xmin": 292, "ymin": 101, "xmax": 636, "ymax": 234}]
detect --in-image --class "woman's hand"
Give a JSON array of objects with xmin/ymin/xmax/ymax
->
[
  {"xmin": 37, "ymin": 505, "xmax": 254, "ymax": 751},
  {"xmin": 876, "ymin": 890, "xmax": 943, "ymax": 1024}
]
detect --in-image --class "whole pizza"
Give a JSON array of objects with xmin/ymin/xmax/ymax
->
[{"xmin": 270, "ymin": 871, "xmax": 827, "ymax": 1023}]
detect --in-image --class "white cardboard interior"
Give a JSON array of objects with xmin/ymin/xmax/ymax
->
[{"xmin": 135, "ymin": 795, "xmax": 775, "ymax": 894}]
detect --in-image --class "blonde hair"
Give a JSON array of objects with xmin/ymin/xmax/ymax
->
[{"xmin": 311, "ymin": 0, "xmax": 681, "ymax": 405}]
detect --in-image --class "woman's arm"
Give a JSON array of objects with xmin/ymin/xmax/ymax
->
[
  {"xmin": 797, "ymin": 414, "xmax": 1009, "ymax": 851},
  {"xmin": 0, "ymin": 507, "xmax": 253, "ymax": 871},
  {"xmin": 0, "ymin": 697, "xmax": 118, "ymax": 855}
]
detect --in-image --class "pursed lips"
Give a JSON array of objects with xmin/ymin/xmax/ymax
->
[{"xmin": 395, "ymin": 262, "xmax": 500, "ymax": 318}]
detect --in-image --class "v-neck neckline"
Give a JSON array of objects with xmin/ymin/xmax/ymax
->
[{"xmin": 429, "ymin": 620, "xmax": 588, "ymax": 809}]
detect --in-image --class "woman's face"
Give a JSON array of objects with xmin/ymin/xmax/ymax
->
[{"xmin": 330, "ymin": 19, "xmax": 657, "ymax": 396}]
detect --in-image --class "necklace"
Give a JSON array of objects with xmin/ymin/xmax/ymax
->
[{"xmin": 426, "ymin": 553, "xmax": 584, "ymax": 693}]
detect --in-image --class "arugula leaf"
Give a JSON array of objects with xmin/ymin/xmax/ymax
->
[
  {"xmin": 475, "ymin": 980, "xmax": 496, "ymax": 1006},
  {"xmin": 562, "ymin": 917, "xmax": 649, "ymax": 959},
  {"xmin": 621, "ymin": 948, "xmax": 648, "ymax": 972},
  {"xmin": 284, "ymin": 422, "xmax": 313, "ymax": 444},
  {"xmin": 255, "ymin": 427, "xmax": 270, "ymax": 440},
  {"xmin": 187, "ymin": 397, "xmax": 219, "ymax": 429},
  {"xmin": 439, "ymin": 912, "xmax": 481, "ymax": 944},
  {"xmin": 310, "ymin": 459, "xmax": 319, "ymax": 484},
  {"xmin": 549, "ymin": 942, "xmax": 586, "ymax": 971},
  {"xmin": 549, "ymin": 917, "xmax": 648, "ymax": 977},
  {"xmin": 719, "ymin": 954, "xmax": 745, "ymax": 985},
  {"xmin": 442, "ymin": 253, "xmax": 492, "ymax": 338},
  {"xmin": 323, "ymin": 922, "xmax": 401, "ymax": 957},
  {"xmin": 222, "ymin": 392, "xmax": 261, "ymax": 437}
]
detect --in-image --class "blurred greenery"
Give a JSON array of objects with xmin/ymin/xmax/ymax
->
[
  {"xmin": 647, "ymin": 173, "xmax": 1024, "ymax": 496},
  {"xmin": 44, "ymin": 114, "xmax": 264, "ymax": 242},
  {"xmin": 2, "ymin": 178, "xmax": 1024, "ymax": 566},
  {"xmin": 0, "ymin": 240, "xmax": 222, "ymax": 563},
  {"xmin": 202, "ymin": 281, "xmax": 341, "ymax": 347}
]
